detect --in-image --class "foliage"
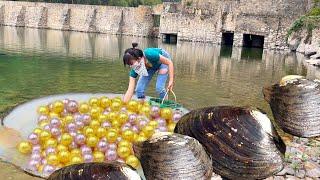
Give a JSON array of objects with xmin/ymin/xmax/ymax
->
[{"xmin": 11, "ymin": 0, "xmax": 165, "ymax": 6}]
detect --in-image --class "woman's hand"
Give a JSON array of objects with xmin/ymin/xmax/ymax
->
[
  {"xmin": 167, "ymin": 80, "xmax": 174, "ymax": 91},
  {"xmin": 123, "ymin": 77, "xmax": 136, "ymax": 103}
]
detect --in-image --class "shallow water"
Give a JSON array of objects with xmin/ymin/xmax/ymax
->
[{"xmin": 0, "ymin": 25, "xmax": 320, "ymax": 179}]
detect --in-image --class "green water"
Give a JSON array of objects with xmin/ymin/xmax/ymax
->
[{"xmin": 0, "ymin": 26, "xmax": 317, "ymax": 119}]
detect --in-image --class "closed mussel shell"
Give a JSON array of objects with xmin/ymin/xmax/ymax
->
[
  {"xmin": 263, "ymin": 75, "xmax": 320, "ymax": 137},
  {"xmin": 133, "ymin": 132, "xmax": 213, "ymax": 180},
  {"xmin": 174, "ymin": 106, "xmax": 285, "ymax": 180},
  {"xmin": 47, "ymin": 162, "xmax": 141, "ymax": 180}
]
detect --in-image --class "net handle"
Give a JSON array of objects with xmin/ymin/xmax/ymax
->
[{"xmin": 161, "ymin": 89, "xmax": 177, "ymax": 104}]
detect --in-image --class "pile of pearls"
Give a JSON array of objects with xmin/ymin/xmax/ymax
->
[{"xmin": 17, "ymin": 97, "xmax": 183, "ymax": 176}]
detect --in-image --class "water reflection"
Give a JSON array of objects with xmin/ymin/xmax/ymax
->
[{"xmin": 0, "ymin": 26, "xmax": 319, "ymax": 116}]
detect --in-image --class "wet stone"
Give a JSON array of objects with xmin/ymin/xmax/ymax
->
[
  {"xmin": 285, "ymin": 175, "xmax": 300, "ymax": 180},
  {"xmin": 276, "ymin": 168, "xmax": 287, "ymax": 176},
  {"xmin": 305, "ymin": 161, "xmax": 320, "ymax": 178},
  {"xmin": 273, "ymin": 176, "xmax": 285, "ymax": 180},
  {"xmin": 295, "ymin": 169, "xmax": 305, "ymax": 178}
]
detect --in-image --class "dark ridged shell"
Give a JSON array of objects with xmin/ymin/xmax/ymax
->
[
  {"xmin": 263, "ymin": 78, "xmax": 320, "ymax": 137},
  {"xmin": 174, "ymin": 106, "xmax": 285, "ymax": 180},
  {"xmin": 133, "ymin": 133, "xmax": 213, "ymax": 180},
  {"xmin": 47, "ymin": 162, "xmax": 141, "ymax": 180}
]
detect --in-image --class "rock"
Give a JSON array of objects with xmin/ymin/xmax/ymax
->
[
  {"xmin": 305, "ymin": 44, "xmax": 318, "ymax": 57},
  {"xmin": 285, "ymin": 167, "xmax": 295, "ymax": 175},
  {"xmin": 288, "ymin": 36, "xmax": 301, "ymax": 51},
  {"xmin": 210, "ymin": 174, "xmax": 222, "ymax": 180},
  {"xmin": 305, "ymin": 161, "xmax": 320, "ymax": 178},
  {"xmin": 305, "ymin": 59, "xmax": 320, "ymax": 66},
  {"xmin": 273, "ymin": 176, "xmax": 285, "ymax": 180},
  {"xmin": 310, "ymin": 53, "xmax": 320, "ymax": 60},
  {"xmin": 276, "ymin": 168, "xmax": 287, "ymax": 176},
  {"xmin": 264, "ymin": 176, "xmax": 274, "ymax": 180},
  {"xmin": 285, "ymin": 175, "xmax": 300, "ymax": 180},
  {"xmin": 295, "ymin": 169, "xmax": 306, "ymax": 178},
  {"xmin": 296, "ymin": 42, "xmax": 305, "ymax": 53}
]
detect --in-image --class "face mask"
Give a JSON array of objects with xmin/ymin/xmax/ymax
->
[{"xmin": 131, "ymin": 59, "xmax": 148, "ymax": 76}]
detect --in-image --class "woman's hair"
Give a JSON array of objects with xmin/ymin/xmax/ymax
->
[{"xmin": 123, "ymin": 43, "xmax": 144, "ymax": 66}]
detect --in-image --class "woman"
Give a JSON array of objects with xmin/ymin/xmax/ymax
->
[{"xmin": 122, "ymin": 43, "xmax": 174, "ymax": 103}]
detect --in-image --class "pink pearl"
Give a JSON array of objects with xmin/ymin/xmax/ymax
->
[
  {"xmin": 75, "ymin": 121, "xmax": 84, "ymax": 129},
  {"xmin": 105, "ymin": 150, "xmax": 117, "ymax": 161},
  {"xmin": 38, "ymin": 115, "xmax": 49, "ymax": 123},
  {"xmin": 62, "ymin": 99, "xmax": 70, "ymax": 106},
  {"xmin": 41, "ymin": 159, "xmax": 47, "ymax": 165},
  {"xmin": 172, "ymin": 111, "xmax": 182, "ymax": 123},
  {"xmin": 28, "ymin": 159, "xmax": 40, "ymax": 171},
  {"xmin": 28, "ymin": 133, "xmax": 39, "ymax": 145},
  {"xmin": 108, "ymin": 143, "xmax": 117, "ymax": 151},
  {"xmin": 158, "ymin": 126, "xmax": 168, "ymax": 132},
  {"xmin": 43, "ymin": 164, "xmax": 55, "ymax": 175},
  {"xmin": 73, "ymin": 113, "xmax": 81, "ymax": 121},
  {"xmin": 121, "ymin": 126, "xmax": 130, "ymax": 132},
  {"xmin": 132, "ymin": 125, "xmax": 139, "ymax": 133},
  {"xmin": 128, "ymin": 114, "xmax": 137, "ymax": 124},
  {"xmin": 69, "ymin": 131, "xmax": 77, "ymax": 137},
  {"xmin": 50, "ymin": 118, "xmax": 61, "ymax": 128},
  {"xmin": 75, "ymin": 134, "xmax": 86, "ymax": 145},
  {"xmin": 45, "ymin": 147, "xmax": 56, "ymax": 155},
  {"xmin": 103, "ymin": 111, "xmax": 109, "ymax": 115},
  {"xmin": 82, "ymin": 114, "xmax": 91, "ymax": 125},
  {"xmin": 157, "ymin": 118, "xmax": 167, "ymax": 126},
  {"xmin": 138, "ymin": 120, "xmax": 148, "ymax": 128},
  {"xmin": 30, "ymin": 153, "xmax": 42, "ymax": 161},
  {"xmin": 81, "ymin": 146, "xmax": 92, "ymax": 155},
  {"xmin": 67, "ymin": 123, "xmax": 77, "ymax": 132},
  {"xmin": 83, "ymin": 154, "xmax": 94, "ymax": 163},
  {"xmin": 150, "ymin": 106, "xmax": 160, "ymax": 118},
  {"xmin": 32, "ymin": 145, "xmax": 41, "ymax": 153},
  {"xmin": 50, "ymin": 127, "xmax": 61, "ymax": 137},
  {"xmin": 67, "ymin": 100, "xmax": 78, "ymax": 113},
  {"xmin": 101, "ymin": 121, "xmax": 111, "ymax": 128},
  {"xmin": 43, "ymin": 124, "xmax": 51, "ymax": 131},
  {"xmin": 69, "ymin": 141, "xmax": 78, "ymax": 149},
  {"xmin": 97, "ymin": 140, "xmax": 108, "ymax": 152}
]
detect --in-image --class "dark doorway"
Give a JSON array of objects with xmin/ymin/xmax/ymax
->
[
  {"xmin": 243, "ymin": 34, "xmax": 264, "ymax": 48},
  {"xmin": 162, "ymin": 34, "xmax": 177, "ymax": 44},
  {"xmin": 221, "ymin": 32, "xmax": 234, "ymax": 46}
]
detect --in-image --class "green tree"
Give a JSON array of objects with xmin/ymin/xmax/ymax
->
[
  {"xmin": 143, "ymin": 0, "xmax": 162, "ymax": 6},
  {"xmin": 108, "ymin": 0, "xmax": 129, "ymax": 6}
]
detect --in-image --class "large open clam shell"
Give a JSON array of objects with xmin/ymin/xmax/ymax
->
[
  {"xmin": 48, "ymin": 162, "xmax": 141, "ymax": 180},
  {"xmin": 174, "ymin": 106, "xmax": 285, "ymax": 180},
  {"xmin": 133, "ymin": 132, "xmax": 213, "ymax": 180},
  {"xmin": 263, "ymin": 76, "xmax": 320, "ymax": 137}
]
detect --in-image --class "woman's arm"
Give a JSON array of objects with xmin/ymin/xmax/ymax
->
[
  {"xmin": 123, "ymin": 76, "xmax": 136, "ymax": 103},
  {"xmin": 159, "ymin": 55, "xmax": 174, "ymax": 90}
]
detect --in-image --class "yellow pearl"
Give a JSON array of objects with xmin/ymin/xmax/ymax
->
[
  {"xmin": 38, "ymin": 165, "xmax": 44, "ymax": 172},
  {"xmin": 86, "ymin": 136, "xmax": 98, "ymax": 147},
  {"xmin": 118, "ymin": 112, "xmax": 128, "ymax": 124},
  {"xmin": 161, "ymin": 108, "xmax": 173, "ymax": 120},
  {"xmin": 106, "ymin": 130, "xmax": 118, "ymax": 143},
  {"xmin": 70, "ymin": 149, "xmax": 82, "ymax": 158},
  {"xmin": 142, "ymin": 125, "xmax": 155, "ymax": 138},
  {"xmin": 90, "ymin": 120, "xmax": 100, "ymax": 129},
  {"xmin": 17, "ymin": 141, "xmax": 32, "ymax": 154},
  {"xmin": 33, "ymin": 128, "xmax": 42, "ymax": 135},
  {"xmin": 79, "ymin": 103, "xmax": 90, "ymax": 114},
  {"xmin": 45, "ymin": 138, "xmax": 58, "ymax": 148},
  {"xmin": 49, "ymin": 112, "xmax": 60, "ymax": 118},
  {"xmin": 98, "ymin": 114, "xmax": 108, "ymax": 123},
  {"xmin": 47, "ymin": 154, "xmax": 59, "ymax": 166},
  {"xmin": 111, "ymin": 101, "xmax": 121, "ymax": 112},
  {"xmin": 39, "ymin": 130, "xmax": 51, "ymax": 142},
  {"xmin": 96, "ymin": 127, "xmax": 107, "ymax": 138},
  {"xmin": 38, "ymin": 106, "xmax": 49, "ymax": 115},
  {"xmin": 111, "ymin": 119, "xmax": 121, "ymax": 128},
  {"xmin": 60, "ymin": 133, "xmax": 73, "ymax": 146},
  {"xmin": 70, "ymin": 156, "xmax": 83, "ymax": 164},
  {"xmin": 149, "ymin": 120, "xmax": 158, "ymax": 128},
  {"xmin": 139, "ymin": 106, "xmax": 151, "ymax": 117},
  {"xmin": 57, "ymin": 144, "xmax": 68, "ymax": 152},
  {"xmin": 107, "ymin": 112, "xmax": 118, "ymax": 121},
  {"xmin": 118, "ymin": 140, "xmax": 132, "ymax": 148},
  {"xmin": 125, "ymin": 155, "xmax": 140, "ymax": 169},
  {"xmin": 127, "ymin": 100, "xmax": 139, "ymax": 113},
  {"xmin": 168, "ymin": 123, "xmax": 176, "ymax": 132},
  {"xmin": 112, "ymin": 97, "xmax": 122, "ymax": 104},
  {"xmin": 64, "ymin": 115, "xmax": 74, "ymax": 124},
  {"xmin": 53, "ymin": 101, "xmax": 64, "ymax": 114},
  {"xmin": 93, "ymin": 151, "xmax": 105, "ymax": 162},
  {"xmin": 89, "ymin": 97, "xmax": 100, "ymax": 107},
  {"xmin": 58, "ymin": 150, "xmax": 71, "ymax": 163},
  {"xmin": 117, "ymin": 146, "xmax": 131, "ymax": 159},
  {"xmin": 135, "ymin": 135, "xmax": 147, "ymax": 143},
  {"xmin": 84, "ymin": 127, "xmax": 95, "ymax": 137},
  {"xmin": 100, "ymin": 97, "xmax": 112, "ymax": 108},
  {"xmin": 90, "ymin": 107, "xmax": 101, "ymax": 119},
  {"xmin": 122, "ymin": 130, "xmax": 134, "ymax": 142},
  {"xmin": 39, "ymin": 121, "xmax": 49, "ymax": 129}
]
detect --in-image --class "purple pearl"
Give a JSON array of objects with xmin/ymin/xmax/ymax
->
[
  {"xmin": 150, "ymin": 106, "xmax": 160, "ymax": 118},
  {"xmin": 67, "ymin": 100, "xmax": 78, "ymax": 113},
  {"xmin": 121, "ymin": 126, "xmax": 130, "ymax": 132},
  {"xmin": 28, "ymin": 133, "xmax": 39, "ymax": 145},
  {"xmin": 45, "ymin": 147, "xmax": 56, "ymax": 155},
  {"xmin": 50, "ymin": 118, "xmax": 61, "ymax": 128},
  {"xmin": 38, "ymin": 115, "xmax": 49, "ymax": 123},
  {"xmin": 128, "ymin": 114, "xmax": 137, "ymax": 124},
  {"xmin": 43, "ymin": 124, "xmax": 51, "ymax": 131},
  {"xmin": 74, "ymin": 114, "xmax": 83, "ymax": 122},
  {"xmin": 103, "ymin": 111, "xmax": 109, "ymax": 115},
  {"xmin": 101, "ymin": 121, "xmax": 111, "ymax": 128},
  {"xmin": 28, "ymin": 159, "xmax": 40, "ymax": 171},
  {"xmin": 69, "ymin": 131, "xmax": 77, "ymax": 137},
  {"xmin": 50, "ymin": 127, "xmax": 61, "ymax": 137},
  {"xmin": 69, "ymin": 141, "xmax": 78, "ymax": 149},
  {"xmin": 158, "ymin": 126, "xmax": 168, "ymax": 132},
  {"xmin": 105, "ymin": 150, "xmax": 117, "ymax": 161},
  {"xmin": 62, "ymin": 99, "xmax": 70, "ymax": 106},
  {"xmin": 75, "ymin": 121, "xmax": 84, "ymax": 129},
  {"xmin": 132, "ymin": 125, "xmax": 139, "ymax": 133},
  {"xmin": 75, "ymin": 134, "xmax": 86, "ymax": 145},
  {"xmin": 43, "ymin": 164, "xmax": 55, "ymax": 175},
  {"xmin": 97, "ymin": 140, "xmax": 108, "ymax": 152},
  {"xmin": 41, "ymin": 158, "xmax": 47, "ymax": 165},
  {"xmin": 172, "ymin": 112, "xmax": 182, "ymax": 123},
  {"xmin": 83, "ymin": 154, "xmax": 94, "ymax": 163},
  {"xmin": 138, "ymin": 120, "xmax": 148, "ymax": 128},
  {"xmin": 108, "ymin": 143, "xmax": 117, "ymax": 151},
  {"xmin": 157, "ymin": 118, "xmax": 167, "ymax": 126},
  {"xmin": 81, "ymin": 146, "xmax": 92, "ymax": 155},
  {"xmin": 82, "ymin": 114, "xmax": 91, "ymax": 125},
  {"xmin": 67, "ymin": 123, "xmax": 77, "ymax": 132},
  {"xmin": 32, "ymin": 145, "xmax": 41, "ymax": 154},
  {"xmin": 30, "ymin": 153, "xmax": 42, "ymax": 161}
]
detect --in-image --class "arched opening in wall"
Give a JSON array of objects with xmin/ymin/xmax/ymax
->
[
  {"xmin": 162, "ymin": 33, "xmax": 177, "ymax": 44},
  {"xmin": 221, "ymin": 32, "xmax": 234, "ymax": 46},
  {"xmin": 242, "ymin": 34, "xmax": 264, "ymax": 48}
]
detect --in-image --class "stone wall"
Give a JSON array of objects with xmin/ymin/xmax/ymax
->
[
  {"xmin": 160, "ymin": 0, "xmax": 310, "ymax": 49},
  {"xmin": 0, "ymin": 1, "xmax": 156, "ymax": 37}
]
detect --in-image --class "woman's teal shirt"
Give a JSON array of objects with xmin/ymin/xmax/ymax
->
[{"xmin": 129, "ymin": 48, "xmax": 163, "ymax": 78}]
